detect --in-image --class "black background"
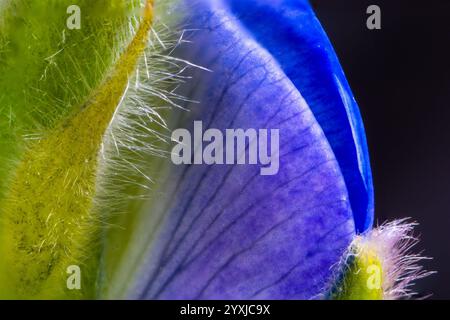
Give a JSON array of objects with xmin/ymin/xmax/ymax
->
[{"xmin": 311, "ymin": 0, "xmax": 450, "ymax": 299}]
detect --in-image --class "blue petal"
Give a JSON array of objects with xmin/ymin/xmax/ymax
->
[
  {"xmin": 226, "ymin": 0, "xmax": 374, "ymax": 232},
  {"xmin": 128, "ymin": 0, "xmax": 356, "ymax": 299}
]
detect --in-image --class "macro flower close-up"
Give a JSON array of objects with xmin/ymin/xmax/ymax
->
[{"xmin": 0, "ymin": 0, "xmax": 446, "ymax": 304}]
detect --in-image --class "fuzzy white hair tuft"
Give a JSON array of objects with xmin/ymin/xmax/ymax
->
[{"xmin": 354, "ymin": 219, "xmax": 434, "ymax": 299}]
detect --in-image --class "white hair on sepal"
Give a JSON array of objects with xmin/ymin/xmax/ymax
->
[
  {"xmin": 323, "ymin": 218, "xmax": 434, "ymax": 300},
  {"xmin": 358, "ymin": 219, "xmax": 434, "ymax": 299},
  {"xmin": 92, "ymin": 13, "xmax": 201, "ymax": 224},
  {"xmin": 369, "ymin": 219, "xmax": 434, "ymax": 299}
]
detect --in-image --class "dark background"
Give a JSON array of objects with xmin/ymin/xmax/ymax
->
[{"xmin": 310, "ymin": 0, "xmax": 450, "ymax": 299}]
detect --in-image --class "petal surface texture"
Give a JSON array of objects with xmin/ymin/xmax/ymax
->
[
  {"xmin": 126, "ymin": 0, "xmax": 359, "ymax": 299},
  {"xmin": 226, "ymin": 0, "xmax": 374, "ymax": 232}
]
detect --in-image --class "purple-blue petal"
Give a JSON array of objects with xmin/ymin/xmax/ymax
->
[
  {"xmin": 226, "ymin": 0, "xmax": 374, "ymax": 233},
  {"xmin": 129, "ymin": 0, "xmax": 356, "ymax": 299}
]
